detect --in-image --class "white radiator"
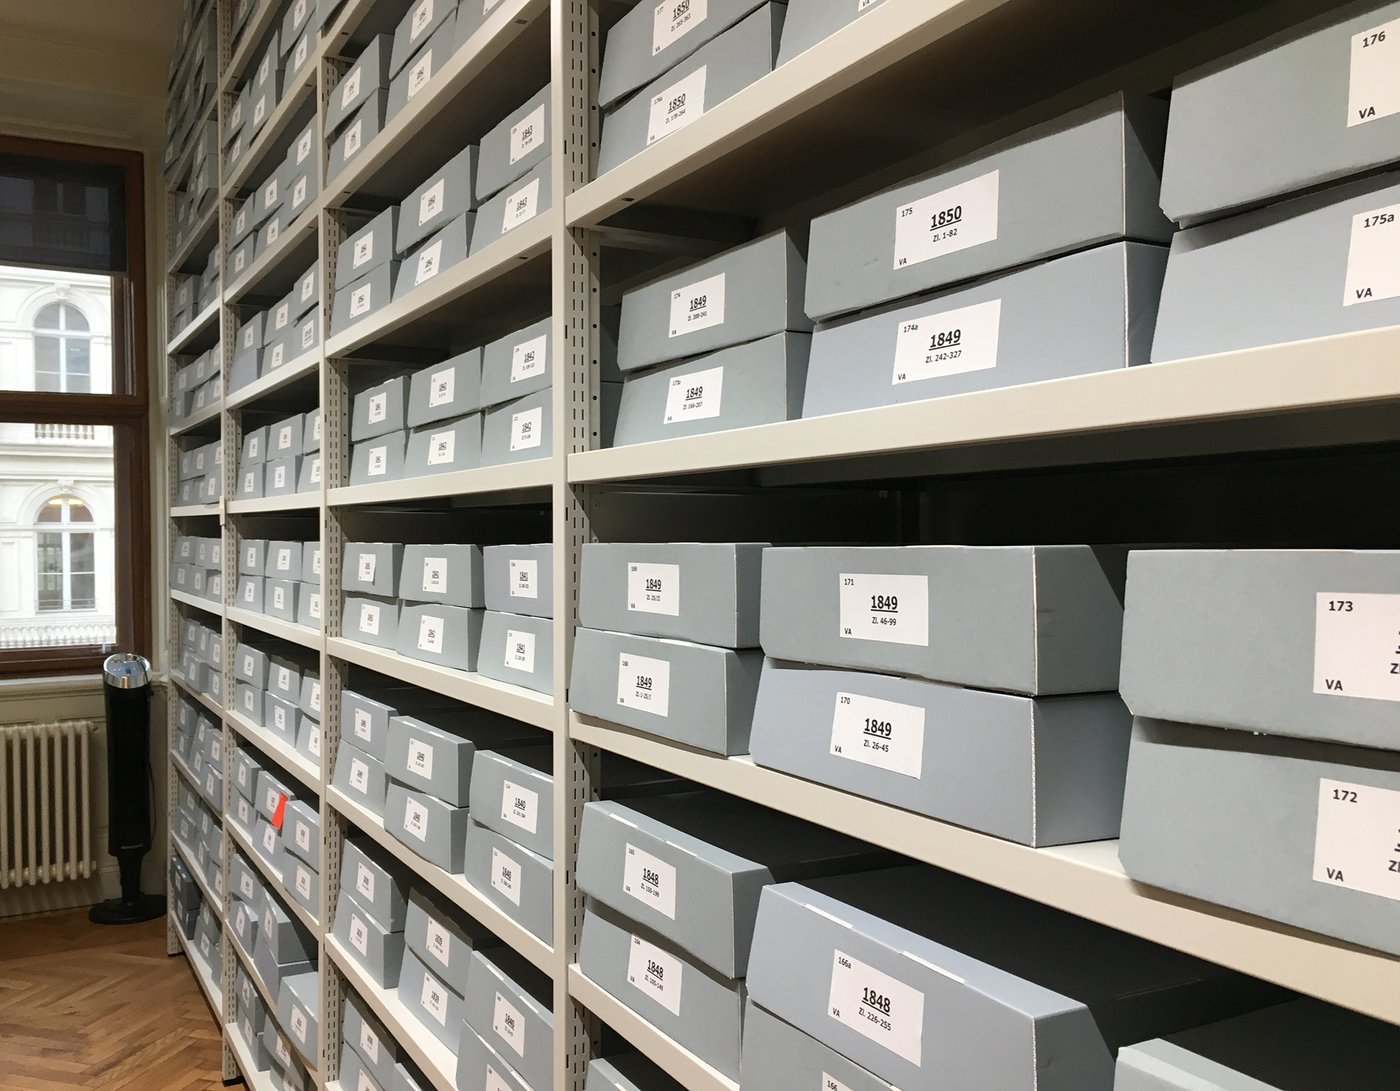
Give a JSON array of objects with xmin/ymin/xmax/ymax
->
[{"xmin": 0, "ymin": 719, "xmax": 96, "ymax": 889}]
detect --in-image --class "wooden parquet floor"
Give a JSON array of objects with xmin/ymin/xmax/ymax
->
[{"xmin": 0, "ymin": 909, "xmax": 226, "ymax": 1090}]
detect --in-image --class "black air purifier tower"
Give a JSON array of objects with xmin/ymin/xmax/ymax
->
[{"xmin": 89, "ymin": 653, "xmax": 166, "ymax": 925}]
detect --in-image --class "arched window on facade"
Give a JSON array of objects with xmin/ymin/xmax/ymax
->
[
  {"xmin": 34, "ymin": 301, "xmax": 91, "ymax": 393},
  {"xmin": 35, "ymin": 495, "xmax": 97, "ymax": 612}
]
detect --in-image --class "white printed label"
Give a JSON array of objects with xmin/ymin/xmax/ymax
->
[
  {"xmin": 510, "ymin": 105, "xmax": 545, "ymax": 164},
  {"xmin": 830, "ymin": 691, "xmax": 926, "ymax": 778},
  {"xmin": 248, "ymin": 435, "xmax": 261, "ymax": 459},
  {"xmin": 838, "ymin": 573, "xmax": 930, "ymax": 646},
  {"xmin": 292, "ymin": 175, "xmax": 307, "ymax": 207},
  {"xmin": 857, "ymin": 0, "xmax": 879, "ymax": 9},
  {"xmin": 415, "ymin": 240, "xmax": 443, "ymax": 285},
  {"xmin": 420, "ymin": 974, "xmax": 448, "ymax": 1025},
  {"xmin": 1313, "ymin": 778, "xmax": 1400, "ymax": 901},
  {"xmin": 627, "ymin": 561, "xmax": 680, "ymax": 616},
  {"xmin": 501, "ymin": 178, "xmax": 540, "ymax": 232},
  {"xmin": 509, "ymin": 558, "xmax": 538, "ymax": 599},
  {"xmin": 354, "ymin": 708, "xmax": 373, "ymax": 741},
  {"xmin": 350, "ymin": 284, "xmax": 372, "ymax": 317},
  {"xmin": 276, "ymin": 547, "xmax": 292, "ymax": 570},
  {"xmin": 425, "ymin": 917, "xmax": 451, "ymax": 966},
  {"xmin": 367, "ymin": 445, "xmax": 388, "ymax": 476},
  {"xmin": 653, "ymin": 0, "xmax": 706, "ymax": 54},
  {"xmin": 617, "ymin": 652, "xmax": 670, "ymax": 716},
  {"xmin": 349, "ymin": 757, "xmax": 370, "ymax": 792},
  {"xmin": 501, "ymin": 780, "xmax": 538, "ymax": 835},
  {"xmin": 272, "ymin": 464, "xmax": 289, "ymax": 492},
  {"xmin": 296, "ymin": 129, "xmax": 312, "ymax": 164},
  {"xmin": 309, "ymin": 680, "xmax": 321, "ymax": 714},
  {"xmin": 359, "ymin": 1022, "xmax": 380, "ymax": 1064},
  {"xmin": 893, "ymin": 170, "xmax": 999, "ymax": 271},
  {"xmin": 647, "ymin": 66, "xmax": 706, "ymax": 146},
  {"xmin": 273, "ymin": 1034, "xmax": 291, "ymax": 1067},
  {"xmin": 295, "ymin": 820, "xmax": 311, "ymax": 852},
  {"xmin": 491, "ymin": 846, "xmax": 522, "ymax": 905},
  {"xmin": 356, "ymin": 862, "xmax": 375, "ymax": 902},
  {"xmin": 402, "ymin": 796, "xmax": 429, "ymax": 841},
  {"xmin": 492, "ymin": 992, "xmax": 526, "ymax": 1055},
  {"xmin": 1349, "ymin": 18, "xmax": 1400, "ymax": 127},
  {"xmin": 418, "ymin": 178, "xmax": 447, "ymax": 228},
  {"xmin": 309, "ymin": 593, "xmax": 322, "ymax": 622},
  {"xmin": 627, "ymin": 933, "xmax": 682, "ymax": 1015},
  {"xmin": 1342, "ymin": 203, "xmax": 1400, "ymax": 306},
  {"xmin": 276, "ymin": 665, "xmax": 291, "ymax": 690},
  {"xmin": 294, "ymin": 866, "xmax": 311, "ymax": 901},
  {"xmin": 261, "ymin": 823, "xmax": 278, "ymax": 853},
  {"xmin": 307, "ymin": 724, "xmax": 321, "ymax": 757},
  {"xmin": 301, "ymin": 319, "xmax": 315, "ymax": 349},
  {"xmin": 426, "ymin": 428, "xmax": 456, "ymax": 465},
  {"xmin": 510, "ymin": 334, "xmax": 547, "ymax": 383},
  {"xmin": 668, "ymin": 272, "xmax": 724, "ymax": 338},
  {"xmin": 411, "ymin": 0, "xmax": 434, "ymax": 38},
  {"xmin": 357, "ymin": 552, "xmax": 378, "ymax": 584},
  {"xmin": 485, "ymin": 1069, "xmax": 510, "ymax": 1091},
  {"xmin": 253, "ymin": 95, "xmax": 267, "ymax": 126},
  {"xmin": 272, "ymin": 585, "xmax": 286, "ymax": 610},
  {"xmin": 355, "ymin": 234, "xmax": 375, "ymax": 270},
  {"xmin": 269, "ymin": 344, "xmax": 287, "ymax": 371},
  {"xmin": 276, "ymin": 423, "xmax": 293, "ymax": 451},
  {"xmin": 407, "ymin": 51, "xmax": 434, "ymax": 101},
  {"xmin": 623, "ymin": 843, "xmax": 677, "ymax": 919},
  {"xmin": 234, "ymin": 249, "xmax": 247, "ymax": 273},
  {"xmin": 510, "ymin": 406, "xmax": 543, "ymax": 451},
  {"xmin": 504, "ymin": 629, "xmax": 535, "ymax": 673},
  {"xmin": 422, "ymin": 556, "xmax": 448, "ymax": 594},
  {"xmin": 663, "ymin": 364, "xmax": 723, "ymax": 424},
  {"xmin": 417, "ymin": 613, "xmax": 445, "ymax": 655},
  {"xmin": 428, "ymin": 367, "xmax": 455, "ymax": 407},
  {"xmin": 301, "ymin": 271, "xmax": 315, "ymax": 303},
  {"xmin": 345, "ymin": 120, "xmax": 363, "ymax": 157},
  {"xmin": 1313, "ymin": 592, "xmax": 1400, "ymax": 702},
  {"xmin": 349, "ymin": 913, "xmax": 369, "ymax": 955},
  {"xmin": 828, "ymin": 950, "xmax": 925, "ymax": 1066},
  {"xmin": 359, "ymin": 602, "xmax": 382, "ymax": 636},
  {"xmin": 407, "ymin": 738, "xmax": 434, "ymax": 779},
  {"xmin": 892, "ymin": 298, "xmax": 1001, "ymax": 385},
  {"xmin": 341, "ymin": 69, "xmax": 361, "ymax": 108},
  {"xmin": 242, "ymin": 579, "xmax": 257, "ymax": 603}
]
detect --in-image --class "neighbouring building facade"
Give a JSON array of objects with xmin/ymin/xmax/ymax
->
[{"xmin": 0, "ymin": 264, "xmax": 116, "ymax": 650}]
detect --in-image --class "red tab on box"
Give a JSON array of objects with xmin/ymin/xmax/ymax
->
[{"xmin": 271, "ymin": 792, "xmax": 288, "ymax": 831}]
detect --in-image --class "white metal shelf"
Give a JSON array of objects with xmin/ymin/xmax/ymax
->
[
  {"xmin": 227, "ymin": 706, "xmax": 321, "ymax": 794},
  {"xmin": 327, "ymin": 458, "xmax": 551, "ymax": 508},
  {"xmin": 167, "ymin": 297, "xmax": 222, "ymax": 356},
  {"xmin": 170, "ymin": 502, "xmax": 222, "ymax": 519},
  {"xmin": 570, "ymin": 327, "xmax": 1400, "ymax": 485},
  {"xmin": 228, "ymin": 817, "xmax": 322, "ymax": 934},
  {"xmin": 326, "ymin": 637, "xmax": 555, "ymax": 730},
  {"xmin": 328, "ymin": 785, "xmax": 555, "ymax": 976},
  {"xmin": 326, "ymin": 936, "xmax": 459, "ymax": 1091},
  {"xmin": 223, "ymin": 67, "xmax": 318, "ymax": 199},
  {"xmin": 226, "ymin": 347, "xmax": 321, "ymax": 410},
  {"xmin": 172, "ymin": 670, "xmax": 227, "ymax": 721},
  {"xmin": 169, "ymin": 397, "xmax": 224, "ymax": 437},
  {"xmin": 227, "ymin": 493, "xmax": 320, "ymax": 514},
  {"xmin": 227, "ymin": 604, "xmax": 323, "ymax": 654},
  {"xmin": 571, "ymin": 713, "xmax": 1400, "ymax": 1026},
  {"xmin": 220, "ymin": 0, "xmax": 281, "ymax": 95},
  {"xmin": 173, "ymin": 833, "xmax": 223, "ymax": 915},
  {"xmin": 322, "ymin": 215, "xmax": 552, "ymax": 357},
  {"xmin": 223, "ymin": 202, "xmax": 321, "ymax": 303},
  {"xmin": 227, "ymin": 1019, "xmax": 280, "ymax": 1091},
  {"xmin": 175, "ymin": 921, "xmax": 223, "ymax": 1022},
  {"xmin": 171, "ymin": 588, "xmax": 224, "ymax": 616},
  {"xmin": 568, "ymin": 967, "xmax": 739, "ymax": 1091}
]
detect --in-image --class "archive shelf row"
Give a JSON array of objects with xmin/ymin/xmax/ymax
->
[{"xmin": 162, "ymin": 0, "xmax": 1400, "ymax": 1089}]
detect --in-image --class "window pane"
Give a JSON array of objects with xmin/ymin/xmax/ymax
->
[
  {"xmin": 70, "ymin": 573, "xmax": 96, "ymax": 611},
  {"xmin": 1, "ymin": 265, "xmax": 112, "ymax": 394}
]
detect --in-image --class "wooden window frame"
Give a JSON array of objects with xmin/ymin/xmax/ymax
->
[{"xmin": 0, "ymin": 135, "xmax": 151, "ymax": 678}]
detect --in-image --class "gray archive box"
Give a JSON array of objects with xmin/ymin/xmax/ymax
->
[
  {"xmin": 802, "ymin": 242, "xmax": 1167, "ymax": 417},
  {"xmin": 570, "ymin": 628, "xmax": 763, "ymax": 754},
  {"xmin": 747, "ymin": 866, "xmax": 1282, "ymax": 1091},
  {"xmin": 478, "ymin": 612, "xmax": 554, "ymax": 695},
  {"xmin": 1150, "ymin": 172, "xmax": 1400, "ymax": 362},
  {"xmin": 236, "ymin": 642, "xmax": 268, "ymax": 685},
  {"xmin": 456, "ymin": 1027, "xmax": 531, "ymax": 1091},
  {"xmin": 343, "ymin": 988, "xmax": 402, "ymax": 1089},
  {"xmin": 302, "ymin": 408, "xmax": 322, "ymax": 454},
  {"xmin": 243, "ymin": 425, "xmax": 269, "ymax": 464},
  {"xmin": 237, "ymin": 311, "xmax": 266, "ymax": 353},
  {"xmin": 577, "ymin": 790, "xmax": 876, "ymax": 978},
  {"xmin": 404, "ymin": 413, "xmax": 482, "ymax": 477},
  {"xmin": 805, "ymin": 93, "xmax": 1173, "ymax": 321},
  {"xmin": 399, "ymin": 543, "xmax": 484, "ymax": 607},
  {"xmin": 296, "ymin": 454, "xmax": 322, "ymax": 493},
  {"xmin": 398, "ymin": 949, "xmax": 465, "ymax": 1050},
  {"xmin": 240, "ymin": 539, "xmax": 268, "ymax": 575},
  {"xmin": 579, "ymin": 542, "xmax": 764, "ymax": 647},
  {"xmin": 759, "ymin": 545, "xmax": 1127, "ymax": 695},
  {"xmin": 296, "ymin": 584, "xmax": 323, "ymax": 630},
  {"xmin": 618, "ymin": 231, "xmax": 809, "ymax": 372},
  {"xmin": 470, "ymin": 159, "xmax": 551, "ymax": 257},
  {"xmin": 352, "ymin": 376, "xmax": 408, "ymax": 441},
  {"xmin": 384, "ymin": 708, "xmax": 537, "ymax": 807},
  {"xmin": 1119, "ymin": 718, "xmax": 1400, "ymax": 957},
  {"xmin": 599, "ymin": 0, "xmax": 771, "ymax": 110},
  {"xmin": 390, "ymin": 0, "xmax": 458, "ymax": 76},
  {"xmin": 269, "ymin": 416, "xmax": 304, "ymax": 460},
  {"xmin": 337, "ymin": 207, "xmax": 400, "ymax": 289},
  {"xmin": 395, "ymin": 603, "xmax": 484, "ymax": 670},
  {"xmin": 293, "ymin": 306, "xmax": 320, "ymax": 357},
  {"xmin": 385, "ymin": 781, "xmax": 468, "ymax": 872},
  {"xmin": 483, "ymin": 543, "xmax": 552, "ymax": 617},
  {"xmin": 349, "ymin": 430, "xmax": 408, "ymax": 485},
  {"xmin": 405, "ymin": 884, "xmax": 498, "ymax": 998},
  {"xmin": 463, "ymin": 820, "xmax": 553, "ymax": 943},
  {"xmin": 333, "ymin": 888, "xmax": 406, "ymax": 989},
  {"xmin": 264, "ymin": 456, "xmax": 300, "ymax": 496},
  {"xmin": 463, "ymin": 946, "xmax": 553, "ymax": 1091},
  {"xmin": 467, "ymin": 745, "xmax": 552, "ymax": 860},
  {"xmin": 394, "ymin": 213, "xmax": 474, "ymax": 299},
  {"xmin": 742, "ymin": 1000, "xmax": 895, "ymax": 1091},
  {"xmin": 326, "ymin": 35, "xmax": 392, "ymax": 135},
  {"xmin": 265, "ymin": 295, "xmax": 295, "ymax": 346},
  {"xmin": 284, "ymin": 799, "xmax": 321, "ymax": 869},
  {"xmin": 587, "ymin": 1053, "xmax": 687, "ymax": 1091},
  {"xmin": 397, "ymin": 146, "xmax": 479, "ymax": 255},
  {"xmin": 343, "ymin": 836, "xmax": 411, "ymax": 931},
  {"xmin": 775, "ymin": 0, "xmax": 891, "ymax": 66},
  {"xmin": 597, "ymin": 4, "xmax": 783, "ymax": 175},
  {"xmin": 579, "ymin": 903, "xmax": 746, "ymax": 1078},
  {"xmin": 476, "ymin": 85, "xmax": 550, "ymax": 202},
  {"xmin": 328, "ymin": 91, "xmax": 390, "ymax": 183},
  {"xmin": 344, "ymin": 542, "xmax": 404, "ymax": 597},
  {"xmin": 749, "ymin": 659, "xmax": 1132, "ymax": 846},
  {"xmin": 236, "ymin": 464, "xmax": 263, "ymax": 500},
  {"xmin": 293, "ymin": 263, "xmax": 318, "ymax": 318},
  {"xmin": 480, "ymin": 388, "xmax": 550, "ymax": 465},
  {"xmin": 342, "ymin": 688, "xmax": 457, "ymax": 762},
  {"xmin": 480, "ymin": 315, "xmax": 555, "ymax": 408},
  {"xmin": 613, "ymin": 331, "xmax": 809, "ymax": 445},
  {"xmin": 385, "ymin": 14, "xmax": 459, "ymax": 123},
  {"xmin": 266, "ymin": 579, "xmax": 297, "ymax": 621},
  {"xmin": 343, "ymin": 594, "xmax": 399, "ymax": 649},
  {"xmin": 1160, "ymin": 0, "xmax": 1400, "ymax": 224},
  {"xmin": 261, "ymin": 331, "xmax": 293, "ymax": 377},
  {"xmin": 406, "ymin": 349, "xmax": 482, "ymax": 426},
  {"xmin": 1114, "ymin": 998, "xmax": 1400, "ymax": 1091},
  {"xmin": 230, "ymin": 347, "xmax": 259, "ymax": 390},
  {"xmin": 1120, "ymin": 549, "xmax": 1400, "ymax": 752},
  {"xmin": 236, "ymin": 575, "xmax": 266, "ymax": 613},
  {"xmin": 277, "ymin": 971, "xmax": 319, "ymax": 1063}
]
